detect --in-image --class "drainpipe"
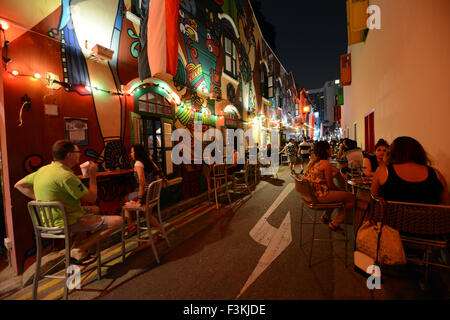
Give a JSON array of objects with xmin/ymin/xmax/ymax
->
[{"xmin": 0, "ymin": 41, "xmax": 17, "ymax": 274}]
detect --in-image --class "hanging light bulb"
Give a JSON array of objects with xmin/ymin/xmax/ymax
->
[
  {"xmin": 0, "ymin": 20, "xmax": 9, "ymax": 30},
  {"xmin": 33, "ymin": 73, "xmax": 41, "ymax": 79},
  {"xmin": 11, "ymin": 70, "xmax": 19, "ymax": 76}
]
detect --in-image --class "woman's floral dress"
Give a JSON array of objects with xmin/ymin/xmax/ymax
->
[{"xmin": 304, "ymin": 161, "xmax": 329, "ymax": 199}]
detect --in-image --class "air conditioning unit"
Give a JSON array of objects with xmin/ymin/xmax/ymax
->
[{"xmin": 91, "ymin": 44, "xmax": 114, "ymax": 61}]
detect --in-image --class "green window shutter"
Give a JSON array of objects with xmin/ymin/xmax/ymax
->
[{"xmin": 337, "ymin": 87, "xmax": 344, "ymax": 105}]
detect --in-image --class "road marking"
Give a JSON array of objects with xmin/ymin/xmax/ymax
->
[
  {"xmin": 249, "ymin": 183, "xmax": 294, "ymax": 246},
  {"xmin": 237, "ymin": 183, "xmax": 294, "ymax": 299}
]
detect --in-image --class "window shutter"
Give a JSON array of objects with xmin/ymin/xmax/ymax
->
[
  {"xmin": 337, "ymin": 87, "xmax": 344, "ymax": 105},
  {"xmin": 347, "ymin": 0, "xmax": 369, "ymax": 45},
  {"xmin": 129, "ymin": 112, "xmax": 142, "ymax": 145},
  {"xmin": 340, "ymin": 54, "xmax": 352, "ymax": 86}
]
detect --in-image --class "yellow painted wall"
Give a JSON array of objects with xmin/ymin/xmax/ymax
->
[{"xmin": 342, "ymin": 0, "xmax": 450, "ymax": 183}]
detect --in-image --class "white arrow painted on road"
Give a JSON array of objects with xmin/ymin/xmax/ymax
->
[{"xmin": 236, "ymin": 183, "xmax": 295, "ymax": 299}]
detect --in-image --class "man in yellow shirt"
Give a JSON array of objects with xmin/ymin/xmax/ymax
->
[{"xmin": 15, "ymin": 140, "xmax": 123, "ymax": 265}]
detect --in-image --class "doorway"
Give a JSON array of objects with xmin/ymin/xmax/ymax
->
[
  {"xmin": 364, "ymin": 111, "xmax": 375, "ymax": 153},
  {"xmin": 142, "ymin": 118, "xmax": 163, "ymax": 169}
]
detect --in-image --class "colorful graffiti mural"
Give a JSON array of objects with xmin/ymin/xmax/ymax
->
[{"xmin": 2, "ymin": 0, "xmax": 299, "ymax": 274}]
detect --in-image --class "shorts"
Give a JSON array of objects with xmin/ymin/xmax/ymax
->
[
  {"xmin": 127, "ymin": 191, "xmax": 139, "ymax": 201},
  {"xmin": 288, "ymin": 155, "xmax": 297, "ymax": 163},
  {"xmin": 70, "ymin": 214, "xmax": 110, "ymax": 233},
  {"xmin": 127, "ymin": 190, "xmax": 147, "ymax": 204}
]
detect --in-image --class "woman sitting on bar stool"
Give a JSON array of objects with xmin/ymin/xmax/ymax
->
[
  {"xmin": 124, "ymin": 144, "xmax": 166, "ymax": 238},
  {"xmin": 304, "ymin": 141, "xmax": 355, "ymax": 234},
  {"xmin": 363, "ymin": 138, "xmax": 389, "ymax": 177}
]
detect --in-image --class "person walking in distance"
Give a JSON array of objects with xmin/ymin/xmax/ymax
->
[
  {"xmin": 298, "ymin": 139, "xmax": 313, "ymax": 174},
  {"xmin": 280, "ymin": 139, "xmax": 298, "ymax": 173}
]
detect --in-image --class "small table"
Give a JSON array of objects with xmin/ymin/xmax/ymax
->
[
  {"xmin": 347, "ymin": 178, "xmax": 372, "ymax": 236},
  {"xmin": 347, "ymin": 178, "xmax": 372, "ymax": 194},
  {"xmin": 77, "ymin": 169, "xmax": 135, "ymax": 214},
  {"xmin": 78, "ymin": 169, "xmax": 134, "ymax": 181}
]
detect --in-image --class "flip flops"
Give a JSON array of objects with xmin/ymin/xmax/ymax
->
[
  {"xmin": 70, "ymin": 253, "xmax": 97, "ymax": 266},
  {"xmin": 328, "ymin": 222, "xmax": 345, "ymax": 235}
]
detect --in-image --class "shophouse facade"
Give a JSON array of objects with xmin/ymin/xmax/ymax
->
[
  {"xmin": 341, "ymin": 0, "xmax": 450, "ymax": 185},
  {"xmin": 0, "ymin": 0, "xmax": 299, "ymax": 274}
]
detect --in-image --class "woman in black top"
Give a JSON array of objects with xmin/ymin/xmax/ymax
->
[
  {"xmin": 371, "ymin": 137, "xmax": 449, "ymax": 205},
  {"xmin": 363, "ymin": 139, "xmax": 389, "ymax": 177}
]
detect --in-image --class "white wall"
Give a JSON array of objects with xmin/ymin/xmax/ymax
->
[{"xmin": 342, "ymin": 0, "xmax": 450, "ymax": 183}]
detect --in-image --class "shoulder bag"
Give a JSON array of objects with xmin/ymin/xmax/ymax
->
[{"xmin": 356, "ymin": 198, "xmax": 407, "ymax": 266}]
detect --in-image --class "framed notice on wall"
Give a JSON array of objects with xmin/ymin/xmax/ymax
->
[{"xmin": 64, "ymin": 118, "xmax": 88, "ymax": 145}]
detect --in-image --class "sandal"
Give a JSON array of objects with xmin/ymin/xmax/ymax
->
[
  {"xmin": 70, "ymin": 253, "xmax": 97, "ymax": 266},
  {"xmin": 328, "ymin": 222, "xmax": 345, "ymax": 235},
  {"xmin": 320, "ymin": 215, "xmax": 331, "ymax": 224}
]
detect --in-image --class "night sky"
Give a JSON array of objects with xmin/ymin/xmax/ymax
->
[{"xmin": 257, "ymin": 0, "xmax": 348, "ymax": 90}]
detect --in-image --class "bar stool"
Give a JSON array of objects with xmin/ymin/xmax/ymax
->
[
  {"xmin": 121, "ymin": 179, "xmax": 170, "ymax": 264},
  {"xmin": 27, "ymin": 201, "xmax": 102, "ymax": 300},
  {"xmin": 292, "ymin": 176, "xmax": 348, "ymax": 267},
  {"xmin": 212, "ymin": 164, "xmax": 232, "ymax": 209}
]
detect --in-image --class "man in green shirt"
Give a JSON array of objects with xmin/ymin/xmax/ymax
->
[{"xmin": 15, "ymin": 140, "xmax": 123, "ymax": 265}]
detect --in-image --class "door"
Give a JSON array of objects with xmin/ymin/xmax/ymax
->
[
  {"xmin": 364, "ymin": 111, "xmax": 375, "ymax": 152},
  {"xmin": 142, "ymin": 118, "xmax": 163, "ymax": 168}
]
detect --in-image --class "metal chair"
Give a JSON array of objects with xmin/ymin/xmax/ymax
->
[
  {"xmin": 121, "ymin": 179, "xmax": 170, "ymax": 264},
  {"xmin": 370, "ymin": 195, "xmax": 450, "ymax": 288},
  {"xmin": 292, "ymin": 175, "xmax": 348, "ymax": 267},
  {"xmin": 203, "ymin": 165, "xmax": 214, "ymax": 202},
  {"xmin": 27, "ymin": 201, "xmax": 102, "ymax": 300},
  {"xmin": 231, "ymin": 161, "xmax": 252, "ymax": 195},
  {"xmin": 212, "ymin": 164, "xmax": 232, "ymax": 209}
]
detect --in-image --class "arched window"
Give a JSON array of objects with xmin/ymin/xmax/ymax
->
[
  {"xmin": 222, "ymin": 20, "xmax": 238, "ymax": 78},
  {"xmin": 276, "ymin": 78, "xmax": 283, "ymax": 108}
]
